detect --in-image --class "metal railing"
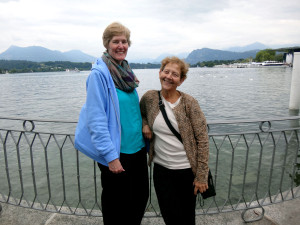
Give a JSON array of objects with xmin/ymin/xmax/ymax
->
[{"xmin": 0, "ymin": 116, "xmax": 300, "ymax": 220}]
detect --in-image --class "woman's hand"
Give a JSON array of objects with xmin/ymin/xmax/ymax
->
[
  {"xmin": 193, "ymin": 181, "xmax": 208, "ymax": 195},
  {"xmin": 108, "ymin": 159, "xmax": 125, "ymax": 174},
  {"xmin": 143, "ymin": 125, "xmax": 152, "ymax": 140}
]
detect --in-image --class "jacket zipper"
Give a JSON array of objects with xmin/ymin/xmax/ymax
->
[{"xmin": 108, "ymin": 88, "xmax": 122, "ymax": 146}]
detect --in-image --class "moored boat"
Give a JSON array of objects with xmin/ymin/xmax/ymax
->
[{"xmin": 261, "ymin": 61, "xmax": 288, "ymax": 67}]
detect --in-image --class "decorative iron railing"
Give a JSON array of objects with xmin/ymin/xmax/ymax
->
[{"xmin": 0, "ymin": 116, "xmax": 300, "ymax": 221}]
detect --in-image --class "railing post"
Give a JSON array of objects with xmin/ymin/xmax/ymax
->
[{"xmin": 289, "ymin": 52, "xmax": 300, "ymax": 110}]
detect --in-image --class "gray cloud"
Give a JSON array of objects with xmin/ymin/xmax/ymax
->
[
  {"xmin": 0, "ymin": 0, "xmax": 19, "ymax": 2},
  {"xmin": 0, "ymin": 0, "xmax": 299, "ymax": 60}
]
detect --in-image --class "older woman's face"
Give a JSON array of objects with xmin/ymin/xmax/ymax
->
[
  {"xmin": 107, "ymin": 35, "xmax": 128, "ymax": 64},
  {"xmin": 159, "ymin": 63, "xmax": 184, "ymax": 92}
]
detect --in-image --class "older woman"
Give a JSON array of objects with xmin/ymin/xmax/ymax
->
[
  {"xmin": 75, "ymin": 22, "xmax": 148, "ymax": 225},
  {"xmin": 140, "ymin": 56, "xmax": 209, "ymax": 225}
]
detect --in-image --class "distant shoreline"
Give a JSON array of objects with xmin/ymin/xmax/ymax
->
[
  {"xmin": 1, "ymin": 59, "xmax": 260, "ymax": 74},
  {"xmin": 0, "ymin": 60, "xmax": 163, "ymax": 74}
]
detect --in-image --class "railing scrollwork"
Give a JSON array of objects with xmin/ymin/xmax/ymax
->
[
  {"xmin": 1, "ymin": 116, "xmax": 300, "ymax": 219},
  {"xmin": 22, "ymin": 120, "xmax": 35, "ymax": 132}
]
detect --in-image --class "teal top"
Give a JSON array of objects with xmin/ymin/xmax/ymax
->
[{"xmin": 116, "ymin": 88, "xmax": 145, "ymax": 154}]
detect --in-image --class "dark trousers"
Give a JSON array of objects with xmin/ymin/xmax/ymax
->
[
  {"xmin": 154, "ymin": 163, "xmax": 196, "ymax": 225},
  {"xmin": 98, "ymin": 148, "xmax": 149, "ymax": 225}
]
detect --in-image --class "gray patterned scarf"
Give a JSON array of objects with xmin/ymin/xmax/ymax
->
[{"xmin": 102, "ymin": 52, "xmax": 139, "ymax": 92}]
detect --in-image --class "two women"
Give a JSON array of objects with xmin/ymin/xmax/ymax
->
[
  {"xmin": 75, "ymin": 21, "xmax": 209, "ymax": 225},
  {"xmin": 140, "ymin": 57, "xmax": 209, "ymax": 225},
  {"xmin": 75, "ymin": 22, "xmax": 148, "ymax": 225}
]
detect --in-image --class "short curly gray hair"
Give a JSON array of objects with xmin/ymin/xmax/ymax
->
[{"xmin": 160, "ymin": 56, "xmax": 189, "ymax": 80}]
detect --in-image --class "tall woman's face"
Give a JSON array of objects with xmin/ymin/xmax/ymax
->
[{"xmin": 107, "ymin": 35, "xmax": 128, "ymax": 64}]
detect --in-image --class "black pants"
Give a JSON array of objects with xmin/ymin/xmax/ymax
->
[
  {"xmin": 154, "ymin": 163, "xmax": 196, "ymax": 225},
  {"xmin": 98, "ymin": 148, "xmax": 149, "ymax": 225}
]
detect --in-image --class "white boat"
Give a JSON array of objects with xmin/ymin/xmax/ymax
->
[
  {"xmin": 66, "ymin": 68, "xmax": 80, "ymax": 72},
  {"xmin": 261, "ymin": 61, "xmax": 288, "ymax": 67}
]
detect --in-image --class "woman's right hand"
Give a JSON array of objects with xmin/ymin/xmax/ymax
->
[
  {"xmin": 108, "ymin": 159, "xmax": 125, "ymax": 174},
  {"xmin": 143, "ymin": 125, "xmax": 152, "ymax": 140}
]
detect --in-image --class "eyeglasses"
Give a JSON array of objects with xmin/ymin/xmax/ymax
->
[{"xmin": 162, "ymin": 69, "xmax": 180, "ymax": 78}]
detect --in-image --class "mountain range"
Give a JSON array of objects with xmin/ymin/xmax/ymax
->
[
  {"xmin": 0, "ymin": 42, "xmax": 296, "ymax": 64},
  {"xmin": 224, "ymin": 42, "xmax": 268, "ymax": 52},
  {"xmin": 132, "ymin": 42, "xmax": 269, "ymax": 63},
  {"xmin": 185, "ymin": 48, "xmax": 260, "ymax": 64},
  {"xmin": 0, "ymin": 46, "xmax": 96, "ymax": 63}
]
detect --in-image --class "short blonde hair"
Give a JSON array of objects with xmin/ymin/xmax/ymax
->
[
  {"xmin": 102, "ymin": 22, "xmax": 131, "ymax": 49},
  {"xmin": 160, "ymin": 56, "xmax": 189, "ymax": 80}
]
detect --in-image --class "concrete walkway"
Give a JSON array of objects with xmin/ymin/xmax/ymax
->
[{"xmin": 1, "ymin": 197, "xmax": 300, "ymax": 225}]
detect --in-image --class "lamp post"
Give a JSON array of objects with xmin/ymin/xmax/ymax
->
[{"xmin": 289, "ymin": 52, "xmax": 300, "ymax": 111}]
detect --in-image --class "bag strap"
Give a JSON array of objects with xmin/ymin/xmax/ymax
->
[
  {"xmin": 158, "ymin": 92, "xmax": 215, "ymax": 201},
  {"xmin": 158, "ymin": 91, "xmax": 183, "ymax": 143}
]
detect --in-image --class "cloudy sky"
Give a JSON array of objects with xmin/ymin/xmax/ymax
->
[{"xmin": 0, "ymin": 0, "xmax": 299, "ymax": 61}]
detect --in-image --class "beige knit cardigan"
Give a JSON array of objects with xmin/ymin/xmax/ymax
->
[{"xmin": 140, "ymin": 90, "xmax": 209, "ymax": 183}]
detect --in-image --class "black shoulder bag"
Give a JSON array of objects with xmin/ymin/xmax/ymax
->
[{"xmin": 158, "ymin": 91, "xmax": 216, "ymax": 199}]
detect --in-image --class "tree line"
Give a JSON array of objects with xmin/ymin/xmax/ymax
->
[
  {"xmin": 0, "ymin": 60, "xmax": 92, "ymax": 74},
  {"xmin": 254, "ymin": 49, "xmax": 284, "ymax": 62},
  {"xmin": 190, "ymin": 59, "xmax": 251, "ymax": 68},
  {"xmin": 0, "ymin": 60, "xmax": 162, "ymax": 74},
  {"xmin": 0, "ymin": 50, "xmax": 285, "ymax": 74},
  {"xmin": 190, "ymin": 50, "xmax": 284, "ymax": 67}
]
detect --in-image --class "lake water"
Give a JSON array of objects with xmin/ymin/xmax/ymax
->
[
  {"xmin": 0, "ymin": 67, "xmax": 298, "ymax": 212},
  {"xmin": 0, "ymin": 66, "xmax": 296, "ymax": 121}
]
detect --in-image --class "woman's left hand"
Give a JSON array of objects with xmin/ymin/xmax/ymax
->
[
  {"xmin": 193, "ymin": 181, "xmax": 208, "ymax": 195},
  {"xmin": 142, "ymin": 125, "xmax": 152, "ymax": 140},
  {"xmin": 108, "ymin": 159, "xmax": 125, "ymax": 174}
]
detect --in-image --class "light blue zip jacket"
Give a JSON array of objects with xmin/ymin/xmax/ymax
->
[{"xmin": 74, "ymin": 58, "xmax": 121, "ymax": 166}]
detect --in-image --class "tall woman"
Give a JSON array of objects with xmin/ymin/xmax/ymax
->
[
  {"xmin": 140, "ymin": 57, "xmax": 209, "ymax": 225},
  {"xmin": 75, "ymin": 22, "xmax": 149, "ymax": 225}
]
